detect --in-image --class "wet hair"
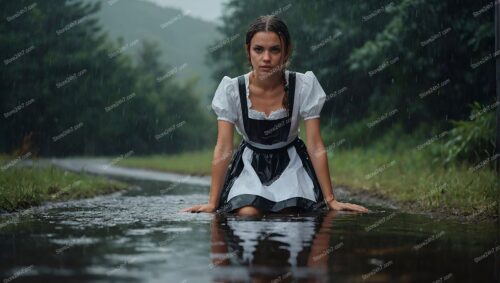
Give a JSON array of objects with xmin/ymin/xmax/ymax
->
[{"xmin": 245, "ymin": 15, "xmax": 292, "ymax": 111}]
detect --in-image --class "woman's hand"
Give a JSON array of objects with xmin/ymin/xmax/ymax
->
[
  {"xmin": 327, "ymin": 199, "xmax": 369, "ymax": 212},
  {"xmin": 181, "ymin": 203, "xmax": 217, "ymax": 213}
]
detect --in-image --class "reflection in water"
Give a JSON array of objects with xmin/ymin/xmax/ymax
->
[
  {"xmin": 0, "ymin": 178, "xmax": 498, "ymax": 282},
  {"xmin": 210, "ymin": 211, "xmax": 339, "ymax": 283}
]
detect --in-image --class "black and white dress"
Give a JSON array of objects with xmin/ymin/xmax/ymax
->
[{"xmin": 211, "ymin": 70, "xmax": 328, "ymax": 214}]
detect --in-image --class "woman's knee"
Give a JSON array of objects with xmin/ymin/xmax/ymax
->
[{"xmin": 236, "ymin": 205, "xmax": 263, "ymax": 217}]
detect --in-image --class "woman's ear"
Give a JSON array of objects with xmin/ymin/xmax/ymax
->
[{"xmin": 245, "ymin": 44, "xmax": 254, "ymax": 69}]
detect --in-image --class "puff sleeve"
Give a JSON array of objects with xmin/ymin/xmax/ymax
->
[
  {"xmin": 299, "ymin": 71, "xmax": 327, "ymax": 120},
  {"xmin": 211, "ymin": 76, "xmax": 237, "ymax": 123}
]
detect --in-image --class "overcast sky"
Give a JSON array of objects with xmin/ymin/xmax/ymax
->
[{"xmin": 143, "ymin": 0, "xmax": 228, "ymax": 23}]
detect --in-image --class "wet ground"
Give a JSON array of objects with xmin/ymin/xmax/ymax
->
[{"xmin": 0, "ymin": 160, "xmax": 498, "ymax": 282}]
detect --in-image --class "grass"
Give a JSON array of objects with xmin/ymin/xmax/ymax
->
[
  {"xmin": 329, "ymin": 146, "xmax": 497, "ymax": 218},
  {"xmin": 0, "ymin": 156, "xmax": 128, "ymax": 212},
  {"xmin": 117, "ymin": 151, "xmax": 214, "ymax": 176},
  {"xmin": 115, "ymin": 141, "xmax": 498, "ymax": 219},
  {"xmin": 116, "ymin": 133, "xmax": 242, "ymax": 175}
]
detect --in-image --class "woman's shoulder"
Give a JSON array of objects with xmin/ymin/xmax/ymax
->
[
  {"xmin": 290, "ymin": 70, "xmax": 318, "ymax": 83},
  {"xmin": 289, "ymin": 70, "xmax": 323, "ymax": 99},
  {"xmin": 215, "ymin": 75, "xmax": 240, "ymax": 98},
  {"xmin": 291, "ymin": 70, "xmax": 327, "ymax": 119},
  {"xmin": 215, "ymin": 71, "xmax": 253, "ymax": 100}
]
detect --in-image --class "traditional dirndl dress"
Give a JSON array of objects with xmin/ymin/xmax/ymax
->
[{"xmin": 211, "ymin": 70, "xmax": 328, "ymax": 214}]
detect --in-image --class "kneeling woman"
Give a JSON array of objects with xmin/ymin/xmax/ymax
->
[{"xmin": 182, "ymin": 15, "xmax": 368, "ymax": 216}]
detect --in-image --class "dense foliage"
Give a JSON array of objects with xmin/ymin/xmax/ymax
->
[{"xmin": 1, "ymin": 0, "xmax": 212, "ymax": 156}]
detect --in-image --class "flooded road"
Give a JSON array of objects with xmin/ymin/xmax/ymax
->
[{"xmin": 0, "ymin": 160, "xmax": 498, "ymax": 282}]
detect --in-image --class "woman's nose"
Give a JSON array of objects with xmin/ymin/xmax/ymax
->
[{"xmin": 263, "ymin": 51, "xmax": 271, "ymax": 61}]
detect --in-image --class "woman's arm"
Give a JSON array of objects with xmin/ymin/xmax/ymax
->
[
  {"xmin": 208, "ymin": 120, "xmax": 234, "ymax": 207},
  {"xmin": 182, "ymin": 120, "xmax": 234, "ymax": 213},
  {"xmin": 304, "ymin": 118, "xmax": 369, "ymax": 212}
]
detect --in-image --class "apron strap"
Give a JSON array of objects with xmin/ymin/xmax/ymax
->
[{"xmin": 237, "ymin": 75, "xmax": 250, "ymax": 132}]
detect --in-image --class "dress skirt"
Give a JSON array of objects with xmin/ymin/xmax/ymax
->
[{"xmin": 216, "ymin": 137, "xmax": 327, "ymax": 214}]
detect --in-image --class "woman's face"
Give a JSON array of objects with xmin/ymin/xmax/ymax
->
[{"xmin": 247, "ymin": 31, "xmax": 288, "ymax": 80}]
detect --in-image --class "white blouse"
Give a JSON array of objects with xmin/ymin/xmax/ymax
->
[{"xmin": 211, "ymin": 70, "xmax": 327, "ymax": 149}]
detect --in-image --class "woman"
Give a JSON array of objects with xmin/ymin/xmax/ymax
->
[{"xmin": 182, "ymin": 15, "xmax": 369, "ymax": 216}]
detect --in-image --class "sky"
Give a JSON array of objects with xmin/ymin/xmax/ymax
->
[{"xmin": 143, "ymin": 0, "xmax": 228, "ymax": 23}]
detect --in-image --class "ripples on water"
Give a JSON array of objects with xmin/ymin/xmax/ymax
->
[{"xmin": 0, "ymin": 179, "xmax": 498, "ymax": 282}]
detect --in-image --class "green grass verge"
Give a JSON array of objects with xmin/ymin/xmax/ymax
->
[
  {"xmin": 329, "ymin": 147, "xmax": 497, "ymax": 218},
  {"xmin": 117, "ymin": 151, "xmax": 214, "ymax": 176},
  {"xmin": 0, "ymin": 158, "xmax": 128, "ymax": 212}
]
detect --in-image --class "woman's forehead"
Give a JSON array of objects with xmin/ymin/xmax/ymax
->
[{"xmin": 251, "ymin": 31, "xmax": 282, "ymax": 46}]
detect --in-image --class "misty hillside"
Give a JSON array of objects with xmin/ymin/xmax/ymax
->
[{"xmin": 88, "ymin": 0, "xmax": 221, "ymax": 98}]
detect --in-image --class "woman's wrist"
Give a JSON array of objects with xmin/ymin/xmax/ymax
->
[
  {"xmin": 208, "ymin": 190, "xmax": 219, "ymax": 207},
  {"xmin": 324, "ymin": 195, "xmax": 336, "ymax": 203},
  {"xmin": 208, "ymin": 200, "xmax": 218, "ymax": 207}
]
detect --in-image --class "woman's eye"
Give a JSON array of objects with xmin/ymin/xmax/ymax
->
[{"xmin": 253, "ymin": 48, "xmax": 280, "ymax": 54}]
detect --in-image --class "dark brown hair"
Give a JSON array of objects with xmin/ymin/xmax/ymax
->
[{"xmin": 245, "ymin": 15, "xmax": 293, "ymax": 112}]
